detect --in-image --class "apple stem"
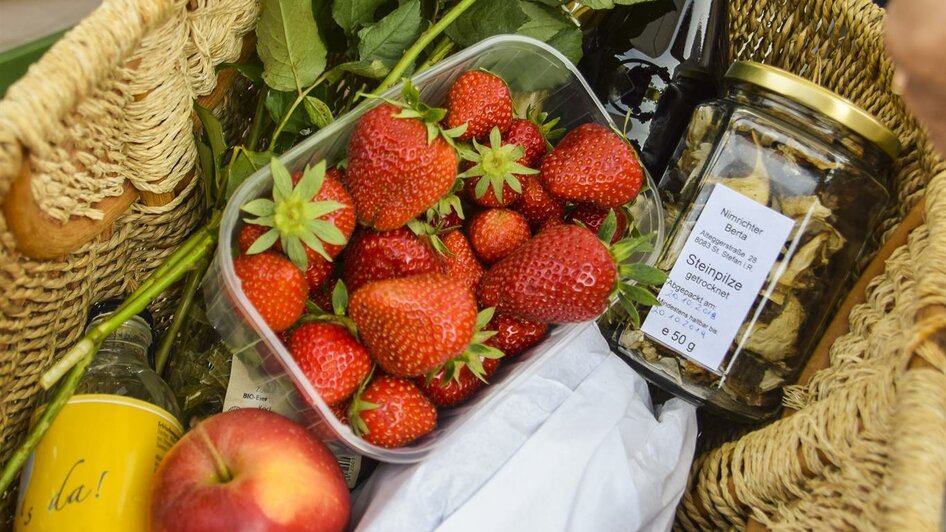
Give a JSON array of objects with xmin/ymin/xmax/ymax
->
[{"xmin": 193, "ymin": 420, "xmax": 233, "ymax": 483}]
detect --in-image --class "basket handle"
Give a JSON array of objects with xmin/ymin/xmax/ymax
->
[{"xmin": 0, "ymin": 0, "xmax": 180, "ymax": 196}]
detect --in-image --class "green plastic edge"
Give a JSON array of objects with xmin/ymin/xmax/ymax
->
[{"xmin": 0, "ymin": 30, "xmax": 68, "ymax": 98}]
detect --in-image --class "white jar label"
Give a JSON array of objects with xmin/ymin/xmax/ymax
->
[{"xmin": 641, "ymin": 184, "xmax": 794, "ymax": 372}]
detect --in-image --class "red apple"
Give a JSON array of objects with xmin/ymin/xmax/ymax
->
[{"xmin": 149, "ymin": 409, "xmax": 350, "ymax": 532}]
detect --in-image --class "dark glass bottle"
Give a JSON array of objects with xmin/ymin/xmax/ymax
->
[{"xmin": 578, "ymin": 0, "xmax": 727, "ymax": 179}]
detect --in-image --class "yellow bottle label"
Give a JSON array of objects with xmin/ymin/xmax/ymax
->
[{"xmin": 15, "ymin": 394, "xmax": 183, "ymax": 531}]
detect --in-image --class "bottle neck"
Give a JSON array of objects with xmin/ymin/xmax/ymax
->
[{"xmin": 86, "ymin": 315, "xmax": 153, "ymax": 369}]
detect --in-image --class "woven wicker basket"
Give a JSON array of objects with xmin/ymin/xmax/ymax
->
[
  {"xmin": 1, "ymin": 0, "xmax": 944, "ymax": 529},
  {"xmin": 676, "ymin": 0, "xmax": 946, "ymax": 530},
  {"xmin": 0, "ymin": 0, "xmax": 255, "ymax": 482}
]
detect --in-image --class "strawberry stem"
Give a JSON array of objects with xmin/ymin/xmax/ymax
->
[{"xmin": 372, "ymin": 0, "xmax": 479, "ymax": 96}]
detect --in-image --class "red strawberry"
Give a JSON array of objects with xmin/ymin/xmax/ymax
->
[
  {"xmin": 341, "ymin": 228, "xmax": 443, "ymax": 293},
  {"xmin": 352, "ymin": 375, "xmax": 437, "ymax": 448},
  {"xmin": 514, "ymin": 174, "xmax": 565, "ymax": 230},
  {"xmin": 477, "ymin": 224, "xmax": 616, "ymax": 323},
  {"xmin": 238, "ymin": 224, "xmax": 275, "ymax": 254},
  {"xmin": 306, "ymin": 255, "xmax": 334, "ymax": 296},
  {"xmin": 240, "ymin": 161, "xmax": 354, "ymax": 272},
  {"xmin": 441, "ymin": 230, "xmax": 485, "ymax": 290},
  {"xmin": 484, "ymin": 313, "xmax": 548, "ymax": 357},
  {"xmin": 330, "ymin": 401, "xmax": 350, "ymax": 425},
  {"xmin": 311, "ymin": 276, "xmax": 340, "ymax": 313},
  {"xmin": 234, "ymin": 252, "xmax": 307, "ymax": 332},
  {"xmin": 502, "ymin": 118, "xmax": 547, "ymax": 169},
  {"xmin": 444, "ymin": 70, "xmax": 513, "ymax": 141},
  {"xmin": 289, "ymin": 323, "xmax": 372, "ymax": 405},
  {"xmin": 566, "ymin": 204, "xmax": 629, "ymax": 244},
  {"xmin": 540, "ymin": 123, "xmax": 644, "ymax": 208},
  {"xmin": 437, "ymin": 210, "xmax": 464, "ymax": 229},
  {"xmin": 350, "ymin": 274, "xmax": 478, "ymax": 377},
  {"xmin": 467, "ymin": 209, "xmax": 531, "ymax": 265},
  {"xmin": 346, "ymin": 103, "xmax": 458, "ymax": 230},
  {"xmin": 417, "ymin": 357, "xmax": 500, "ymax": 408},
  {"xmin": 290, "ymin": 167, "xmax": 356, "ymax": 258},
  {"xmin": 463, "ymin": 175, "xmax": 520, "ymax": 208}
]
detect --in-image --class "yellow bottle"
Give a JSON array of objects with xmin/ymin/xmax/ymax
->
[{"xmin": 15, "ymin": 304, "xmax": 183, "ymax": 531}]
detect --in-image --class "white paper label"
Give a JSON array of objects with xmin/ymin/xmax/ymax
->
[
  {"xmin": 223, "ymin": 354, "xmax": 300, "ymax": 421},
  {"xmin": 641, "ymin": 184, "xmax": 794, "ymax": 372}
]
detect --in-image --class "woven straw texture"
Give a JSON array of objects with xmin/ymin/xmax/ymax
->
[
  {"xmin": 0, "ymin": 0, "xmax": 255, "ymax": 469},
  {"xmin": 676, "ymin": 0, "xmax": 946, "ymax": 530}
]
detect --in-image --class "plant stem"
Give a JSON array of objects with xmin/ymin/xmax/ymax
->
[
  {"xmin": 267, "ymin": 73, "xmax": 330, "ymax": 152},
  {"xmin": 40, "ymin": 221, "xmax": 220, "ymax": 390},
  {"xmin": 1, "ymin": 225, "xmax": 219, "ymax": 494},
  {"xmin": 246, "ymin": 87, "xmax": 268, "ymax": 152},
  {"xmin": 416, "ymin": 36, "xmax": 456, "ymax": 74},
  {"xmin": 371, "ymin": 0, "xmax": 478, "ymax": 96},
  {"xmin": 154, "ymin": 253, "xmax": 211, "ymax": 376},
  {"xmin": 0, "ymin": 344, "xmax": 95, "ymax": 495}
]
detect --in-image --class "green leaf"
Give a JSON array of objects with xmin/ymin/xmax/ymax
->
[
  {"xmin": 446, "ymin": 0, "xmax": 528, "ymax": 47},
  {"xmin": 332, "ymin": 0, "xmax": 387, "ymax": 34},
  {"xmin": 245, "ymin": 228, "xmax": 281, "ymax": 254},
  {"xmin": 476, "ymin": 307, "xmax": 496, "ymax": 330},
  {"xmin": 474, "ymin": 175, "xmax": 491, "ymax": 199},
  {"xmin": 545, "ymin": 24, "xmax": 583, "ymax": 64},
  {"xmin": 308, "ymin": 219, "xmax": 348, "ymax": 245},
  {"xmin": 517, "ymin": 1, "xmax": 570, "ymax": 42},
  {"xmin": 598, "ymin": 209, "xmax": 617, "ymax": 244},
  {"xmin": 332, "ymin": 280, "xmax": 348, "ymax": 316},
  {"xmin": 284, "ymin": 236, "xmax": 309, "ymax": 271},
  {"xmin": 196, "ymin": 139, "xmax": 215, "ymax": 204},
  {"xmin": 303, "ymin": 96, "xmax": 334, "ymax": 128},
  {"xmin": 194, "ymin": 103, "xmax": 227, "ymax": 168},
  {"xmin": 615, "ymin": 0, "xmax": 662, "ymax": 5},
  {"xmin": 241, "ymin": 198, "xmax": 276, "ymax": 217},
  {"xmin": 620, "ymin": 284, "xmax": 660, "ymax": 307},
  {"xmin": 299, "ymin": 231, "xmax": 332, "ymax": 261},
  {"xmin": 336, "ymin": 60, "xmax": 391, "ymax": 79},
  {"xmin": 265, "ymin": 90, "xmax": 309, "ymax": 135},
  {"xmin": 270, "ymin": 158, "xmax": 294, "ymax": 201},
  {"xmin": 578, "ymin": 0, "xmax": 613, "ymax": 8},
  {"xmin": 357, "ymin": 0, "xmax": 424, "ymax": 68},
  {"xmin": 227, "ymin": 149, "xmax": 272, "ymax": 199},
  {"xmin": 303, "ymin": 201, "xmax": 346, "ymax": 220},
  {"xmin": 621, "ymin": 263, "xmax": 667, "ymax": 285},
  {"xmin": 220, "ymin": 61, "xmax": 264, "ymax": 83},
  {"xmin": 257, "ymin": 0, "xmax": 327, "ymax": 92},
  {"xmin": 296, "ymin": 161, "xmax": 326, "ymax": 203}
]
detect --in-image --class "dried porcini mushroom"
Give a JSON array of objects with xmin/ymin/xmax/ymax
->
[
  {"xmin": 708, "ymin": 131, "xmax": 771, "ymax": 205},
  {"xmin": 738, "ymin": 295, "xmax": 806, "ymax": 362}
]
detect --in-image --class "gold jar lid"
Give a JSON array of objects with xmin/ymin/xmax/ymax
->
[{"xmin": 725, "ymin": 61, "xmax": 901, "ymax": 159}]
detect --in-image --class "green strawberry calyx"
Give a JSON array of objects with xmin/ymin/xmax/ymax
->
[
  {"xmin": 595, "ymin": 210, "xmax": 667, "ymax": 329},
  {"xmin": 427, "ymin": 307, "xmax": 504, "ymax": 386},
  {"xmin": 370, "ymin": 79, "xmax": 468, "ymax": 147},
  {"xmin": 526, "ymin": 105, "xmax": 565, "ymax": 151},
  {"xmin": 348, "ymin": 365, "xmax": 379, "ymax": 438},
  {"xmin": 458, "ymin": 127, "xmax": 539, "ymax": 204},
  {"xmin": 406, "ymin": 183, "xmax": 465, "ymax": 256},
  {"xmin": 301, "ymin": 281, "xmax": 359, "ymax": 339},
  {"xmin": 241, "ymin": 158, "xmax": 348, "ymax": 271}
]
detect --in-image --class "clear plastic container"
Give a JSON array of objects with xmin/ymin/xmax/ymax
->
[{"xmin": 203, "ymin": 35, "xmax": 665, "ymax": 463}]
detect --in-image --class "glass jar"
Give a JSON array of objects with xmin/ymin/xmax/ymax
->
[{"xmin": 606, "ymin": 61, "xmax": 900, "ymax": 421}]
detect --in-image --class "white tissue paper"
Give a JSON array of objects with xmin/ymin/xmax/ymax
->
[{"xmin": 351, "ymin": 325, "xmax": 698, "ymax": 532}]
